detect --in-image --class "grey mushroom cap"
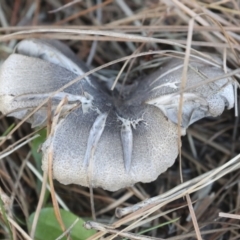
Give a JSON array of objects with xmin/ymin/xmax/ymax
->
[{"xmin": 0, "ymin": 39, "xmax": 235, "ymax": 191}]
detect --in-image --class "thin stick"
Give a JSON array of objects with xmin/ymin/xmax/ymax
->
[
  {"xmin": 186, "ymin": 194, "xmax": 202, "ymax": 240},
  {"xmin": 48, "ymin": 0, "xmax": 83, "ymax": 13},
  {"xmin": 219, "ymin": 212, "xmax": 240, "ymax": 220},
  {"xmin": 0, "ymin": 135, "xmax": 39, "ymax": 160},
  {"xmin": 56, "ymin": 0, "xmax": 113, "ymax": 25},
  {"xmin": 47, "ymin": 98, "xmax": 69, "ymax": 233},
  {"xmin": 177, "ymin": 16, "xmax": 195, "ymax": 184},
  {"xmin": 30, "ymin": 167, "xmax": 48, "ymax": 238},
  {"xmin": 48, "ymin": 149, "xmax": 66, "ymax": 232},
  {"xmin": 7, "ymin": 217, "xmax": 32, "ymax": 240}
]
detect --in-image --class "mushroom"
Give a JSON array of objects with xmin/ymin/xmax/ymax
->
[{"xmin": 0, "ymin": 39, "xmax": 235, "ymax": 191}]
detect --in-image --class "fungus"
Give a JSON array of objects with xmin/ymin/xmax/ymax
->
[{"xmin": 0, "ymin": 39, "xmax": 235, "ymax": 191}]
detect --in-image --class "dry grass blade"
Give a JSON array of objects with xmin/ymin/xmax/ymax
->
[
  {"xmin": 47, "ymin": 98, "xmax": 68, "ymax": 233},
  {"xmin": 219, "ymin": 212, "xmax": 240, "ymax": 220},
  {"xmin": 179, "ymin": 17, "xmax": 202, "ymax": 240},
  {"xmin": 30, "ymin": 166, "xmax": 48, "ymax": 239},
  {"xmin": 116, "ymin": 152, "xmax": 240, "ymax": 218}
]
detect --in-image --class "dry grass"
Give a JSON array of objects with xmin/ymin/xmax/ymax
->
[{"xmin": 0, "ymin": 0, "xmax": 240, "ymax": 239}]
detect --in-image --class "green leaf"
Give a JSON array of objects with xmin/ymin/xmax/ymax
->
[
  {"xmin": 1, "ymin": 123, "xmax": 15, "ymax": 136},
  {"xmin": 28, "ymin": 208, "xmax": 96, "ymax": 240},
  {"xmin": 0, "ymin": 197, "xmax": 13, "ymax": 240},
  {"xmin": 30, "ymin": 129, "xmax": 49, "ymax": 197},
  {"xmin": 30, "ymin": 129, "xmax": 46, "ymax": 170}
]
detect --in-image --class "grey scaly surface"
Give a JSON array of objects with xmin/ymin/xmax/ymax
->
[{"xmin": 0, "ymin": 39, "xmax": 235, "ymax": 191}]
